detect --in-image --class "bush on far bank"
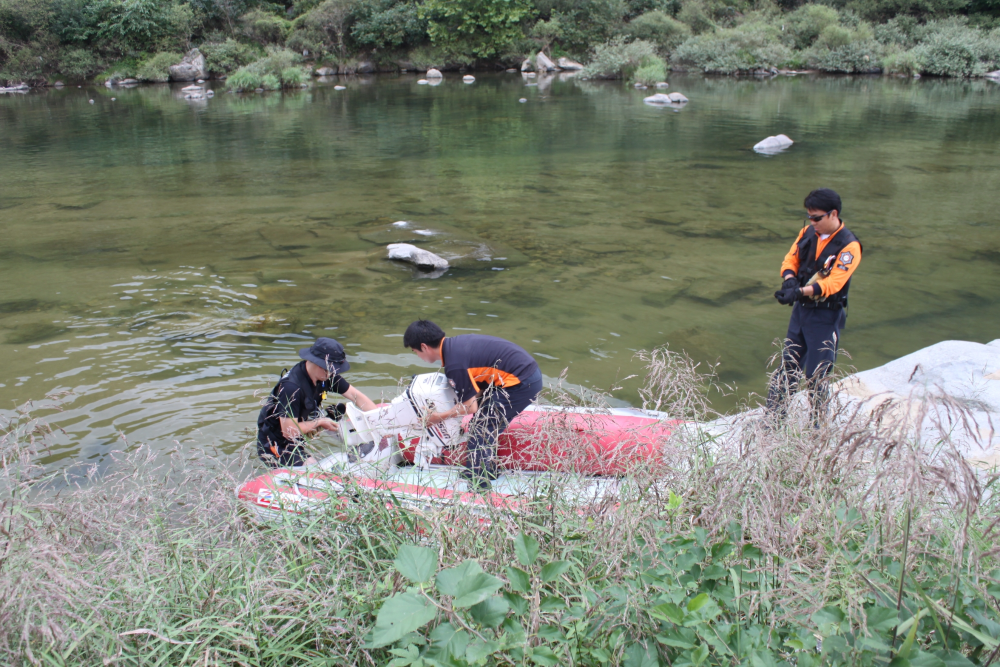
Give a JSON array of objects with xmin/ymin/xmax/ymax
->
[{"xmin": 226, "ymin": 46, "xmax": 309, "ymax": 91}]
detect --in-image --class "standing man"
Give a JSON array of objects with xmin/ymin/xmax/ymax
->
[
  {"xmin": 403, "ymin": 320, "xmax": 543, "ymax": 490},
  {"xmin": 767, "ymin": 188, "xmax": 862, "ymax": 424},
  {"xmin": 256, "ymin": 337, "xmax": 377, "ymax": 468}
]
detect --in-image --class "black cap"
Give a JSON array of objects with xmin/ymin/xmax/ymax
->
[{"xmin": 299, "ymin": 337, "xmax": 350, "ymax": 374}]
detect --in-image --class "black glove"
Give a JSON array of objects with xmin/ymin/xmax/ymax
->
[
  {"xmin": 326, "ymin": 403, "xmax": 347, "ymax": 420},
  {"xmin": 774, "ymin": 287, "xmax": 799, "ymax": 306},
  {"xmin": 781, "ymin": 277, "xmax": 798, "ymax": 291}
]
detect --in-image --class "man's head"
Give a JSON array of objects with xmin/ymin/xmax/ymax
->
[
  {"xmin": 803, "ymin": 188, "xmax": 842, "ymax": 235},
  {"xmin": 403, "ymin": 320, "xmax": 446, "ymax": 363},
  {"xmin": 299, "ymin": 337, "xmax": 350, "ymax": 378}
]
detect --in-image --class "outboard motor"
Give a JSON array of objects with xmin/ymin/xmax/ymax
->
[{"xmin": 337, "ymin": 373, "xmax": 461, "ymax": 471}]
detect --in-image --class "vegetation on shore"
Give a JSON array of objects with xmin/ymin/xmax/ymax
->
[
  {"xmin": 2, "ymin": 0, "xmax": 1000, "ymax": 87},
  {"xmin": 1, "ymin": 348, "xmax": 998, "ymax": 665}
]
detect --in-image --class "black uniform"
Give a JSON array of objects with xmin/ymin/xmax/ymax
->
[{"xmin": 256, "ymin": 361, "xmax": 350, "ymax": 467}]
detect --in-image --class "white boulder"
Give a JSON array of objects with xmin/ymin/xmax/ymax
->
[
  {"xmin": 463, "ymin": 75, "xmax": 475, "ymax": 83},
  {"xmin": 985, "ymin": 70, "xmax": 1000, "ymax": 80},
  {"xmin": 536, "ymin": 51, "xmax": 557, "ymax": 72},
  {"xmin": 655, "ymin": 81, "xmax": 669, "ymax": 89},
  {"xmin": 520, "ymin": 59, "xmax": 534, "ymax": 72},
  {"xmin": 387, "ymin": 244, "xmax": 450, "ymax": 272},
  {"xmin": 417, "ymin": 79, "xmax": 429, "ymax": 85},
  {"xmin": 753, "ymin": 134, "xmax": 794, "ymax": 154},
  {"xmin": 334, "ymin": 85, "xmax": 346, "ymax": 90},
  {"xmin": 168, "ymin": 48, "xmax": 207, "ymax": 82},
  {"xmin": 315, "ymin": 67, "xmax": 337, "ymax": 76},
  {"xmin": 425, "ymin": 68, "xmax": 443, "ymax": 79},
  {"xmin": 642, "ymin": 93, "xmax": 673, "ymax": 105},
  {"xmin": 181, "ymin": 85, "xmax": 203, "ymax": 93},
  {"xmin": 667, "ymin": 92, "xmax": 688, "ymax": 103},
  {"xmin": 557, "ymin": 57, "xmax": 584, "ymax": 71}
]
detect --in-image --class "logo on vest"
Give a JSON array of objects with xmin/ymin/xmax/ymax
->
[{"xmin": 838, "ymin": 251, "xmax": 854, "ymax": 266}]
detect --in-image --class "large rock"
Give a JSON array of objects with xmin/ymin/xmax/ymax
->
[
  {"xmin": 985, "ymin": 70, "xmax": 1000, "ymax": 80},
  {"xmin": 835, "ymin": 339, "xmax": 1000, "ymax": 463},
  {"xmin": 643, "ymin": 93, "xmax": 686, "ymax": 106},
  {"xmin": 425, "ymin": 68, "xmax": 443, "ymax": 79},
  {"xmin": 667, "ymin": 92, "xmax": 688, "ymax": 103},
  {"xmin": 753, "ymin": 134, "xmax": 794, "ymax": 155},
  {"xmin": 315, "ymin": 67, "xmax": 337, "ymax": 76},
  {"xmin": 557, "ymin": 57, "xmax": 584, "ymax": 71},
  {"xmin": 536, "ymin": 51, "xmax": 558, "ymax": 72},
  {"xmin": 520, "ymin": 59, "xmax": 534, "ymax": 73},
  {"xmin": 387, "ymin": 244, "xmax": 449, "ymax": 272},
  {"xmin": 169, "ymin": 49, "xmax": 207, "ymax": 82},
  {"xmin": 357, "ymin": 61, "xmax": 375, "ymax": 74}
]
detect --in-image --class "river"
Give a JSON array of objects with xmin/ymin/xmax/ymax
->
[{"xmin": 1, "ymin": 72, "xmax": 998, "ymax": 473}]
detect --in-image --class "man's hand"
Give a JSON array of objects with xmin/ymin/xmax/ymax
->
[
  {"xmin": 425, "ymin": 411, "xmax": 447, "ymax": 426},
  {"xmin": 774, "ymin": 287, "xmax": 799, "ymax": 306},
  {"xmin": 781, "ymin": 277, "xmax": 798, "ymax": 291},
  {"xmin": 316, "ymin": 417, "xmax": 339, "ymax": 432}
]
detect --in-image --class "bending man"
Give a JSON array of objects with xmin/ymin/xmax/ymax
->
[
  {"xmin": 767, "ymin": 188, "xmax": 862, "ymax": 425},
  {"xmin": 403, "ymin": 320, "xmax": 542, "ymax": 490},
  {"xmin": 256, "ymin": 337, "xmax": 377, "ymax": 468}
]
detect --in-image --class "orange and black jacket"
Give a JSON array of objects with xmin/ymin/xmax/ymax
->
[
  {"xmin": 441, "ymin": 335, "xmax": 539, "ymax": 402},
  {"xmin": 781, "ymin": 223, "xmax": 862, "ymax": 309}
]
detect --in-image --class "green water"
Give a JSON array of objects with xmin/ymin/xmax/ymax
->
[{"xmin": 2, "ymin": 72, "xmax": 999, "ymax": 472}]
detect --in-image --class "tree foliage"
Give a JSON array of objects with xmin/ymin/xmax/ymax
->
[{"xmin": 420, "ymin": 0, "xmax": 536, "ymax": 58}]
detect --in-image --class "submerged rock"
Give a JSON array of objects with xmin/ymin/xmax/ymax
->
[
  {"xmin": 753, "ymin": 134, "xmax": 794, "ymax": 154},
  {"xmin": 463, "ymin": 75, "xmax": 475, "ymax": 83},
  {"xmin": 655, "ymin": 81, "xmax": 669, "ymax": 89},
  {"xmin": 387, "ymin": 243, "xmax": 449, "ymax": 271},
  {"xmin": 169, "ymin": 48, "xmax": 207, "ymax": 82}
]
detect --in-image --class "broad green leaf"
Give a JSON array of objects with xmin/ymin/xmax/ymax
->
[
  {"xmin": 866, "ymin": 606, "xmax": 899, "ymax": 632},
  {"xmin": 503, "ymin": 591, "xmax": 529, "ymax": 616},
  {"xmin": 656, "ymin": 635, "xmax": 695, "ymax": 649},
  {"xmin": 623, "ymin": 641, "xmax": 660, "ymax": 667},
  {"xmin": 539, "ymin": 595, "xmax": 567, "ymax": 612},
  {"xmin": 667, "ymin": 490, "xmax": 683, "ymax": 510},
  {"xmin": 687, "ymin": 593, "xmax": 709, "ymax": 612},
  {"xmin": 784, "ymin": 639, "xmax": 804, "ymax": 650},
  {"xmin": 540, "ymin": 560, "xmax": 571, "ymax": 582},
  {"xmin": 649, "ymin": 602, "xmax": 685, "ymax": 624},
  {"xmin": 371, "ymin": 592, "xmax": 437, "ymax": 648},
  {"xmin": 932, "ymin": 649, "xmax": 977, "ymax": 667},
  {"xmin": 531, "ymin": 645, "xmax": 560, "ymax": 667},
  {"xmin": 469, "ymin": 595, "xmax": 509, "ymax": 628},
  {"xmin": 395, "ymin": 545, "xmax": 438, "ymax": 584},
  {"xmin": 751, "ymin": 649, "xmax": 779, "ymax": 667},
  {"xmin": 466, "ymin": 638, "xmax": 500, "ymax": 665},
  {"xmin": 812, "ymin": 605, "xmax": 845, "ymax": 635},
  {"xmin": 515, "ymin": 532, "xmax": 540, "ymax": 567},
  {"xmin": 435, "ymin": 559, "xmax": 504, "ymax": 608},
  {"xmin": 888, "ymin": 658, "xmax": 912, "ymax": 667},
  {"xmin": 506, "ymin": 565, "xmax": 531, "ymax": 593},
  {"xmin": 689, "ymin": 644, "xmax": 709, "ymax": 666},
  {"xmin": 909, "ymin": 651, "xmax": 947, "ymax": 667}
]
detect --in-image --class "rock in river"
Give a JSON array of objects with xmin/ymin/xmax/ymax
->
[
  {"xmin": 536, "ymin": 51, "xmax": 558, "ymax": 72},
  {"xmin": 315, "ymin": 67, "xmax": 337, "ymax": 76},
  {"xmin": 643, "ymin": 92, "xmax": 687, "ymax": 106},
  {"xmin": 753, "ymin": 134, "xmax": 794, "ymax": 155},
  {"xmin": 557, "ymin": 57, "xmax": 584, "ymax": 71},
  {"xmin": 387, "ymin": 243, "xmax": 449, "ymax": 271},
  {"xmin": 169, "ymin": 48, "xmax": 207, "ymax": 82},
  {"xmin": 426, "ymin": 68, "xmax": 443, "ymax": 79}
]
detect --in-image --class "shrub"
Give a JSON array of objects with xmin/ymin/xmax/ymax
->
[
  {"xmin": 289, "ymin": 0, "xmax": 357, "ymax": 61},
  {"xmin": 279, "ymin": 65, "xmax": 305, "ymax": 86},
  {"xmin": 420, "ymin": 0, "xmax": 537, "ymax": 59},
  {"xmin": 239, "ymin": 8, "xmax": 291, "ymax": 46},
  {"xmin": 92, "ymin": 0, "xmax": 181, "ymax": 52},
  {"xmin": 199, "ymin": 38, "xmax": 261, "ymax": 74},
  {"xmin": 625, "ymin": 10, "xmax": 691, "ymax": 53},
  {"xmin": 630, "ymin": 54, "xmax": 668, "ymax": 82},
  {"xmin": 874, "ymin": 15, "xmax": 920, "ymax": 48},
  {"xmin": 811, "ymin": 38, "xmax": 884, "ymax": 71},
  {"xmin": 676, "ymin": 0, "xmax": 715, "ymax": 34},
  {"xmin": 260, "ymin": 72, "xmax": 280, "ymax": 89},
  {"xmin": 911, "ymin": 20, "xmax": 1000, "ymax": 76},
  {"xmin": 55, "ymin": 46, "xmax": 104, "ymax": 80},
  {"xmin": 351, "ymin": 0, "xmax": 427, "ymax": 50},
  {"xmin": 785, "ymin": 3, "xmax": 840, "ymax": 49},
  {"xmin": 225, "ymin": 65, "xmax": 264, "ymax": 90},
  {"xmin": 226, "ymin": 46, "xmax": 309, "ymax": 91},
  {"xmin": 582, "ymin": 36, "xmax": 660, "ymax": 78},
  {"xmin": 671, "ymin": 21, "xmax": 793, "ymax": 73},
  {"xmin": 815, "ymin": 23, "xmax": 855, "ymax": 49},
  {"xmin": 135, "ymin": 50, "xmax": 181, "ymax": 81},
  {"xmin": 546, "ymin": 0, "xmax": 628, "ymax": 55},
  {"xmin": 882, "ymin": 47, "xmax": 923, "ymax": 74}
]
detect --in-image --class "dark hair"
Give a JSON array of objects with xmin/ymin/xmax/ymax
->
[
  {"xmin": 403, "ymin": 320, "xmax": 445, "ymax": 350},
  {"xmin": 803, "ymin": 188, "xmax": 842, "ymax": 214}
]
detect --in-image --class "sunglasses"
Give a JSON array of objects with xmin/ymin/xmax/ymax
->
[{"xmin": 805, "ymin": 210, "xmax": 834, "ymax": 223}]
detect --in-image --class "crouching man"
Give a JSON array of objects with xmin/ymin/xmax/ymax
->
[
  {"xmin": 256, "ymin": 337, "xmax": 377, "ymax": 468},
  {"xmin": 403, "ymin": 320, "xmax": 543, "ymax": 490}
]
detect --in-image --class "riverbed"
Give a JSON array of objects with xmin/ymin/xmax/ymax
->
[{"xmin": 1, "ymin": 72, "xmax": 998, "ymax": 472}]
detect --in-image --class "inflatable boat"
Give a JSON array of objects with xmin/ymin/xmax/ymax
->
[{"xmin": 236, "ymin": 373, "xmax": 679, "ymax": 525}]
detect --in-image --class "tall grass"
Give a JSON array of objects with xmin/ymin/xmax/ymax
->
[{"xmin": 1, "ymin": 348, "xmax": 997, "ymax": 665}]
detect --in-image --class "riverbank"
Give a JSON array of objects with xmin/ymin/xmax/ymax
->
[
  {"xmin": 3, "ymin": 2, "xmax": 1000, "ymax": 90},
  {"xmin": 1, "ymin": 341, "xmax": 997, "ymax": 665}
]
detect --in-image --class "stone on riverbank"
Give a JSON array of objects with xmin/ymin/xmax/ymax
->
[
  {"xmin": 169, "ymin": 49, "xmax": 207, "ymax": 82},
  {"xmin": 386, "ymin": 244, "xmax": 449, "ymax": 272},
  {"xmin": 557, "ymin": 57, "xmax": 584, "ymax": 71},
  {"xmin": 753, "ymin": 134, "xmax": 793, "ymax": 154},
  {"xmin": 315, "ymin": 67, "xmax": 336, "ymax": 76},
  {"xmin": 985, "ymin": 70, "xmax": 1000, "ymax": 80},
  {"xmin": 521, "ymin": 59, "xmax": 533, "ymax": 72},
  {"xmin": 536, "ymin": 51, "xmax": 557, "ymax": 72}
]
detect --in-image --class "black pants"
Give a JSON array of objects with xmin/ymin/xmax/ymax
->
[
  {"xmin": 464, "ymin": 368, "xmax": 543, "ymax": 488},
  {"xmin": 257, "ymin": 436, "xmax": 309, "ymax": 469},
  {"xmin": 766, "ymin": 303, "xmax": 846, "ymax": 423}
]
